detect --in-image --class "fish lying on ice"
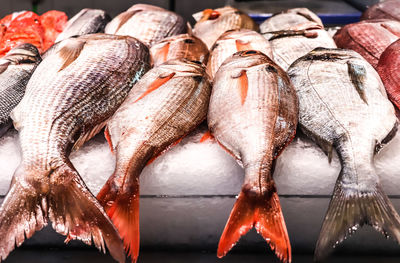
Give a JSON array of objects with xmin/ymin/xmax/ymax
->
[
  {"xmin": 150, "ymin": 33, "xmax": 209, "ymax": 67},
  {"xmin": 288, "ymin": 47, "xmax": 400, "ymax": 261},
  {"xmin": 55, "ymin": 8, "xmax": 111, "ymax": 43},
  {"xmin": 206, "ymin": 29, "xmax": 272, "ymax": 79},
  {"xmin": 334, "ymin": 19, "xmax": 400, "ymax": 68},
  {"xmin": 192, "ymin": 6, "xmax": 259, "ymax": 49},
  {"xmin": 105, "ymin": 4, "xmax": 186, "ymax": 46},
  {"xmin": 0, "ymin": 43, "xmax": 41, "ymax": 137},
  {"xmin": 0, "ymin": 33, "xmax": 150, "ymax": 262},
  {"xmin": 97, "ymin": 59, "xmax": 211, "ymax": 263},
  {"xmin": 208, "ymin": 50, "xmax": 298, "ymax": 263}
]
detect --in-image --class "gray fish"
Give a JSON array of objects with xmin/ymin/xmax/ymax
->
[
  {"xmin": 55, "ymin": 8, "xmax": 111, "ymax": 43},
  {"xmin": 0, "ymin": 43, "xmax": 41, "ymax": 137},
  {"xmin": 288, "ymin": 47, "xmax": 400, "ymax": 261},
  {"xmin": 105, "ymin": 4, "xmax": 186, "ymax": 47},
  {"xmin": 0, "ymin": 33, "xmax": 150, "ymax": 262}
]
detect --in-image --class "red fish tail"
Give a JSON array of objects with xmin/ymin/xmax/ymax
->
[
  {"xmin": 218, "ymin": 186, "xmax": 291, "ymax": 263},
  {"xmin": 0, "ymin": 163, "xmax": 125, "ymax": 263},
  {"xmin": 98, "ymin": 175, "xmax": 140, "ymax": 263}
]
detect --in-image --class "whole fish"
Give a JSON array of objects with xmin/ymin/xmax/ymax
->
[
  {"xmin": 55, "ymin": 9, "xmax": 111, "ymax": 43},
  {"xmin": 208, "ymin": 50, "xmax": 298, "ymax": 263},
  {"xmin": 334, "ymin": 19, "xmax": 400, "ymax": 68},
  {"xmin": 206, "ymin": 29, "xmax": 272, "ymax": 79},
  {"xmin": 263, "ymin": 19, "xmax": 336, "ymax": 71},
  {"xmin": 260, "ymin": 7, "xmax": 323, "ymax": 33},
  {"xmin": 105, "ymin": 4, "xmax": 186, "ymax": 47},
  {"xmin": 97, "ymin": 59, "xmax": 211, "ymax": 263},
  {"xmin": 377, "ymin": 39, "xmax": 400, "ymax": 112},
  {"xmin": 361, "ymin": 0, "xmax": 400, "ymax": 21},
  {"xmin": 0, "ymin": 33, "xmax": 150, "ymax": 262},
  {"xmin": 150, "ymin": 33, "xmax": 209, "ymax": 67},
  {"xmin": 0, "ymin": 43, "xmax": 41, "ymax": 137},
  {"xmin": 287, "ymin": 48, "xmax": 400, "ymax": 261},
  {"xmin": 192, "ymin": 6, "xmax": 259, "ymax": 49}
]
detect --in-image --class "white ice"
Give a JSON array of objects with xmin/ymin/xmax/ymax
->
[{"xmin": 1, "ymin": 124, "xmax": 400, "ymax": 197}]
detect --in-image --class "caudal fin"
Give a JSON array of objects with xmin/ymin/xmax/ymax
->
[
  {"xmin": 314, "ymin": 182, "xmax": 400, "ymax": 261},
  {"xmin": 0, "ymin": 163, "xmax": 126, "ymax": 262},
  {"xmin": 218, "ymin": 187, "xmax": 291, "ymax": 263},
  {"xmin": 97, "ymin": 177, "xmax": 140, "ymax": 263}
]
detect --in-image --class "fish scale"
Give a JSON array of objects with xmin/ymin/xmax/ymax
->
[
  {"xmin": 288, "ymin": 47, "xmax": 400, "ymax": 261},
  {"xmin": 0, "ymin": 33, "xmax": 150, "ymax": 263}
]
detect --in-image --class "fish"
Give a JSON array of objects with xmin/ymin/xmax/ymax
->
[
  {"xmin": 287, "ymin": 47, "xmax": 400, "ymax": 261},
  {"xmin": 206, "ymin": 29, "xmax": 273, "ymax": 79},
  {"xmin": 261, "ymin": 12, "xmax": 336, "ymax": 71},
  {"xmin": 361, "ymin": 0, "xmax": 400, "ymax": 21},
  {"xmin": 97, "ymin": 59, "xmax": 211, "ymax": 263},
  {"xmin": 208, "ymin": 50, "xmax": 298, "ymax": 263},
  {"xmin": 150, "ymin": 33, "xmax": 209, "ymax": 67},
  {"xmin": 105, "ymin": 4, "xmax": 186, "ymax": 47},
  {"xmin": 0, "ymin": 33, "xmax": 151, "ymax": 262},
  {"xmin": 55, "ymin": 9, "xmax": 111, "ymax": 43},
  {"xmin": 0, "ymin": 43, "xmax": 41, "ymax": 137},
  {"xmin": 377, "ymin": 39, "xmax": 400, "ymax": 112},
  {"xmin": 334, "ymin": 19, "xmax": 400, "ymax": 68},
  {"xmin": 260, "ymin": 7, "xmax": 323, "ymax": 33},
  {"xmin": 40, "ymin": 10, "xmax": 68, "ymax": 50},
  {"xmin": 192, "ymin": 6, "xmax": 259, "ymax": 49}
]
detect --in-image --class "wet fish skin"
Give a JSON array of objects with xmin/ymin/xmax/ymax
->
[
  {"xmin": 208, "ymin": 50, "xmax": 298, "ymax": 263},
  {"xmin": 55, "ymin": 8, "xmax": 111, "ymax": 43},
  {"xmin": 260, "ymin": 7, "xmax": 323, "ymax": 33},
  {"xmin": 97, "ymin": 59, "xmax": 211, "ymax": 263},
  {"xmin": 105, "ymin": 4, "xmax": 186, "ymax": 47},
  {"xmin": 0, "ymin": 33, "xmax": 150, "ymax": 262},
  {"xmin": 377, "ymin": 39, "xmax": 400, "ymax": 112},
  {"xmin": 150, "ymin": 33, "xmax": 209, "ymax": 67},
  {"xmin": 288, "ymin": 47, "xmax": 400, "ymax": 261},
  {"xmin": 0, "ymin": 43, "xmax": 41, "ymax": 137},
  {"xmin": 334, "ymin": 19, "xmax": 400, "ymax": 68},
  {"xmin": 361, "ymin": 0, "xmax": 400, "ymax": 21},
  {"xmin": 207, "ymin": 29, "xmax": 273, "ymax": 79},
  {"xmin": 193, "ymin": 6, "xmax": 259, "ymax": 49}
]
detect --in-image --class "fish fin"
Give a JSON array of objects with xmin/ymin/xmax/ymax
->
[
  {"xmin": 314, "ymin": 182, "xmax": 400, "ymax": 262},
  {"xmin": 98, "ymin": 176, "xmax": 140, "ymax": 263},
  {"xmin": 218, "ymin": 187, "xmax": 291, "ymax": 263},
  {"xmin": 232, "ymin": 70, "xmax": 248, "ymax": 105},
  {"xmin": 48, "ymin": 162, "xmax": 126, "ymax": 263},
  {"xmin": 0, "ymin": 60, "xmax": 10, "ymax": 74},
  {"xmin": 116, "ymin": 10, "xmax": 142, "ymax": 32},
  {"xmin": 200, "ymin": 130, "xmax": 214, "ymax": 143},
  {"xmin": 146, "ymin": 136, "xmax": 184, "ymax": 166},
  {"xmin": 347, "ymin": 61, "xmax": 368, "ymax": 105},
  {"xmin": 153, "ymin": 42, "xmax": 170, "ymax": 65},
  {"xmin": 0, "ymin": 174, "xmax": 48, "ymax": 261},
  {"xmin": 58, "ymin": 38, "xmax": 86, "ymax": 71},
  {"xmin": 104, "ymin": 126, "xmax": 114, "ymax": 154},
  {"xmin": 134, "ymin": 72, "xmax": 175, "ymax": 103},
  {"xmin": 72, "ymin": 120, "xmax": 107, "ymax": 151}
]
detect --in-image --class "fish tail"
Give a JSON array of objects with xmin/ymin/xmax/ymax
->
[
  {"xmin": 0, "ymin": 163, "xmax": 126, "ymax": 263},
  {"xmin": 314, "ymin": 180, "xmax": 400, "ymax": 261},
  {"xmin": 97, "ymin": 174, "xmax": 140, "ymax": 263},
  {"xmin": 217, "ymin": 185, "xmax": 291, "ymax": 263}
]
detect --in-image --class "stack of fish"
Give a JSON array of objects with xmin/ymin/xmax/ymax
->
[{"xmin": 0, "ymin": 3, "xmax": 400, "ymax": 263}]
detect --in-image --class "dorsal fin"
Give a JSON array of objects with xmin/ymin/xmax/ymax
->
[
  {"xmin": 58, "ymin": 39, "xmax": 86, "ymax": 71},
  {"xmin": 116, "ymin": 9, "xmax": 142, "ymax": 32},
  {"xmin": 347, "ymin": 61, "xmax": 368, "ymax": 104}
]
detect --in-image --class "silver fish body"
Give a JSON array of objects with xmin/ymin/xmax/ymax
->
[
  {"xmin": 0, "ymin": 43, "xmax": 41, "ymax": 137},
  {"xmin": 207, "ymin": 29, "xmax": 273, "ymax": 79},
  {"xmin": 97, "ymin": 59, "xmax": 211, "ymax": 262},
  {"xmin": 288, "ymin": 48, "xmax": 400, "ymax": 261},
  {"xmin": 0, "ymin": 34, "xmax": 150, "ymax": 262},
  {"xmin": 105, "ymin": 4, "xmax": 186, "ymax": 47},
  {"xmin": 55, "ymin": 8, "xmax": 111, "ymax": 43},
  {"xmin": 208, "ymin": 50, "xmax": 298, "ymax": 263}
]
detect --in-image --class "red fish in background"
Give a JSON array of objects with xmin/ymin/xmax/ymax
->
[
  {"xmin": 0, "ymin": 10, "xmax": 67, "ymax": 57},
  {"xmin": 0, "ymin": 11, "xmax": 44, "ymax": 56},
  {"xmin": 40, "ymin": 10, "xmax": 68, "ymax": 50}
]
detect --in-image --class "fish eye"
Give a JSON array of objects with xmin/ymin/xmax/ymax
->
[
  {"xmin": 244, "ymin": 50, "xmax": 258, "ymax": 55},
  {"xmin": 184, "ymin": 39, "xmax": 195, "ymax": 44},
  {"xmin": 191, "ymin": 60, "xmax": 202, "ymax": 65}
]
